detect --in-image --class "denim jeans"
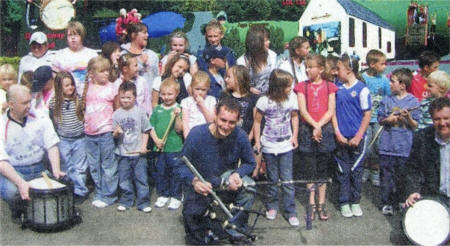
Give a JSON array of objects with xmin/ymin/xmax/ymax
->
[
  {"xmin": 155, "ymin": 152, "xmax": 182, "ymax": 200},
  {"xmin": 117, "ymin": 155, "xmax": 150, "ymax": 209},
  {"xmin": 0, "ymin": 162, "xmax": 45, "ymax": 209},
  {"xmin": 379, "ymin": 155, "xmax": 407, "ymax": 205},
  {"xmin": 263, "ymin": 150, "xmax": 297, "ymax": 218},
  {"xmin": 59, "ymin": 136, "xmax": 88, "ymax": 196},
  {"xmin": 86, "ymin": 132, "xmax": 118, "ymax": 205}
]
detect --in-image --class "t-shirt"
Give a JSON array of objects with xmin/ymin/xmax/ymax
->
[
  {"xmin": 362, "ymin": 72, "xmax": 391, "ymax": 123},
  {"xmin": 2, "ymin": 109, "xmax": 59, "ymax": 166},
  {"xmin": 294, "ymin": 80, "xmax": 338, "ymax": 122},
  {"xmin": 18, "ymin": 50, "xmax": 57, "ymax": 81},
  {"xmin": 219, "ymin": 92, "xmax": 259, "ymax": 134},
  {"xmin": 0, "ymin": 88, "xmax": 6, "ymax": 115},
  {"xmin": 408, "ymin": 70, "xmax": 430, "ymax": 101},
  {"xmin": 256, "ymin": 93, "xmax": 298, "ymax": 154},
  {"xmin": 48, "ymin": 97, "xmax": 84, "ymax": 138},
  {"xmin": 0, "ymin": 120, "xmax": 9, "ymax": 161},
  {"xmin": 52, "ymin": 47, "xmax": 98, "ymax": 94},
  {"xmin": 237, "ymin": 49, "xmax": 277, "ymax": 94},
  {"xmin": 335, "ymin": 81, "xmax": 371, "ymax": 138},
  {"xmin": 417, "ymin": 97, "xmax": 434, "ymax": 130},
  {"xmin": 150, "ymin": 104, "xmax": 183, "ymax": 152},
  {"xmin": 180, "ymin": 95, "xmax": 216, "ymax": 130},
  {"xmin": 114, "ymin": 76, "xmax": 151, "ymax": 116},
  {"xmin": 113, "ymin": 106, "xmax": 152, "ymax": 157},
  {"xmin": 84, "ymin": 82, "xmax": 117, "ymax": 135},
  {"xmin": 278, "ymin": 58, "xmax": 308, "ymax": 86},
  {"xmin": 377, "ymin": 94, "xmax": 421, "ymax": 157}
]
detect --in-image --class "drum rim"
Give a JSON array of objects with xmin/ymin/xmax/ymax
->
[
  {"xmin": 402, "ymin": 197, "xmax": 450, "ymax": 246},
  {"xmin": 29, "ymin": 177, "xmax": 73, "ymax": 194},
  {"xmin": 40, "ymin": 0, "xmax": 76, "ymax": 31}
]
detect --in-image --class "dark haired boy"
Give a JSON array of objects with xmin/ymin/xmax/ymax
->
[
  {"xmin": 409, "ymin": 50, "xmax": 440, "ymax": 101},
  {"xmin": 377, "ymin": 68, "xmax": 422, "ymax": 215}
]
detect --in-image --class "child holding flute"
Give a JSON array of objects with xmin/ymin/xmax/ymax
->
[
  {"xmin": 150, "ymin": 78, "xmax": 184, "ymax": 210},
  {"xmin": 113, "ymin": 82, "xmax": 152, "ymax": 213}
]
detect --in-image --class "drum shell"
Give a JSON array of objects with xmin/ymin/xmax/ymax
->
[{"xmin": 26, "ymin": 181, "xmax": 75, "ymax": 231}]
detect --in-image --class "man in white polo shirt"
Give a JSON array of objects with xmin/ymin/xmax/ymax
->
[
  {"xmin": 18, "ymin": 32, "xmax": 56, "ymax": 81},
  {"xmin": 0, "ymin": 84, "xmax": 64, "ymax": 222}
]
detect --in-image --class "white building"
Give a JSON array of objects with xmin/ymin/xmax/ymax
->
[{"xmin": 298, "ymin": 0, "xmax": 396, "ymax": 59}]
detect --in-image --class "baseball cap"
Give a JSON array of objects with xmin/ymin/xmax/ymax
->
[
  {"xmin": 203, "ymin": 45, "xmax": 228, "ymax": 62},
  {"xmin": 32, "ymin": 66, "xmax": 53, "ymax": 92},
  {"xmin": 29, "ymin": 32, "xmax": 48, "ymax": 45}
]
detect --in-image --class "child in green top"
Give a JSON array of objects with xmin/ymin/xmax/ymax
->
[{"xmin": 150, "ymin": 77, "xmax": 184, "ymax": 210}]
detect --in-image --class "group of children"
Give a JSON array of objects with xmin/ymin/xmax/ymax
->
[{"xmin": 1, "ymin": 18, "xmax": 449, "ymax": 226}]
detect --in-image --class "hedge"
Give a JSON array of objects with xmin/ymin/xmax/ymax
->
[{"xmin": 0, "ymin": 57, "xmax": 20, "ymax": 71}]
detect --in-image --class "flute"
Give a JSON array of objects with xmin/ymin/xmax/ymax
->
[{"xmin": 157, "ymin": 111, "xmax": 177, "ymax": 152}]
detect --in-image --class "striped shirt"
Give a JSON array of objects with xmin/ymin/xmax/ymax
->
[{"xmin": 49, "ymin": 97, "xmax": 84, "ymax": 138}]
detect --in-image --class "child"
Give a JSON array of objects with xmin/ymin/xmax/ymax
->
[
  {"xmin": 324, "ymin": 55, "xmax": 339, "ymax": 84},
  {"xmin": 152, "ymin": 54, "xmax": 191, "ymax": 108},
  {"xmin": 361, "ymin": 50, "xmax": 391, "ymax": 187},
  {"xmin": 150, "ymin": 78, "xmax": 184, "ymax": 210},
  {"xmin": 121, "ymin": 23, "xmax": 160, "ymax": 94},
  {"xmin": 237, "ymin": 25, "xmax": 277, "ymax": 95},
  {"xmin": 409, "ymin": 50, "xmax": 440, "ymax": 101},
  {"xmin": 0, "ymin": 64, "xmax": 17, "ymax": 114},
  {"xmin": 377, "ymin": 68, "xmax": 421, "ymax": 215},
  {"xmin": 197, "ymin": 19, "xmax": 236, "ymax": 76},
  {"xmin": 418, "ymin": 70, "xmax": 450, "ymax": 130},
  {"xmin": 332, "ymin": 54, "xmax": 371, "ymax": 218},
  {"xmin": 49, "ymin": 71, "xmax": 88, "ymax": 204},
  {"xmin": 79, "ymin": 55, "xmax": 119, "ymax": 208},
  {"xmin": 203, "ymin": 45, "xmax": 228, "ymax": 98},
  {"xmin": 115, "ymin": 54, "xmax": 151, "ymax": 116},
  {"xmin": 161, "ymin": 31, "xmax": 198, "ymax": 75},
  {"xmin": 113, "ymin": 82, "xmax": 152, "ymax": 213},
  {"xmin": 278, "ymin": 36, "xmax": 310, "ymax": 87},
  {"xmin": 253, "ymin": 69, "xmax": 300, "ymax": 227},
  {"xmin": 294, "ymin": 54, "xmax": 338, "ymax": 221},
  {"xmin": 53, "ymin": 21, "xmax": 98, "ymax": 94},
  {"xmin": 20, "ymin": 71, "xmax": 33, "ymax": 90},
  {"xmin": 181, "ymin": 71, "xmax": 216, "ymax": 139},
  {"xmin": 31, "ymin": 65, "xmax": 55, "ymax": 113},
  {"xmin": 101, "ymin": 41, "xmax": 121, "ymax": 82}
]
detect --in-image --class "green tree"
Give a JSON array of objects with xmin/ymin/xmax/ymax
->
[
  {"xmin": 267, "ymin": 25, "xmax": 284, "ymax": 54},
  {"xmin": 222, "ymin": 26, "xmax": 245, "ymax": 57}
]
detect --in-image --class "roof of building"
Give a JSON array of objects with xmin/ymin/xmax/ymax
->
[{"xmin": 337, "ymin": 0, "xmax": 395, "ymax": 30}]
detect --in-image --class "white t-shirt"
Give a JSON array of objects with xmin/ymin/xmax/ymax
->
[
  {"xmin": 256, "ymin": 92, "xmax": 298, "ymax": 154},
  {"xmin": 0, "ymin": 120, "xmax": 8, "ymax": 161},
  {"xmin": 278, "ymin": 58, "xmax": 308, "ymax": 87},
  {"xmin": 18, "ymin": 50, "xmax": 57, "ymax": 81},
  {"xmin": 180, "ymin": 95, "xmax": 216, "ymax": 130},
  {"xmin": 2, "ymin": 109, "xmax": 60, "ymax": 166},
  {"xmin": 152, "ymin": 73, "xmax": 192, "ymax": 92},
  {"xmin": 52, "ymin": 47, "xmax": 99, "ymax": 94}
]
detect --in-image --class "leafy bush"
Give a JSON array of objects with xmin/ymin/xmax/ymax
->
[{"xmin": 0, "ymin": 57, "xmax": 20, "ymax": 71}]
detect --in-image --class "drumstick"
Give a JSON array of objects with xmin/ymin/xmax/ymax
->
[
  {"xmin": 126, "ymin": 149, "xmax": 152, "ymax": 155},
  {"xmin": 158, "ymin": 111, "xmax": 177, "ymax": 152},
  {"xmin": 42, "ymin": 172, "xmax": 53, "ymax": 189}
]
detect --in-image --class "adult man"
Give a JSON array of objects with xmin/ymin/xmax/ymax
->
[
  {"xmin": 404, "ymin": 97, "xmax": 450, "ymax": 207},
  {"xmin": 18, "ymin": 32, "xmax": 56, "ymax": 81},
  {"xmin": 176, "ymin": 97, "xmax": 256, "ymax": 244},
  {"xmin": 0, "ymin": 85, "xmax": 64, "ymax": 221}
]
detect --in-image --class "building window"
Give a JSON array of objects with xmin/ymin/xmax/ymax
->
[
  {"xmin": 349, "ymin": 17, "xmax": 355, "ymax": 47},
  {"xmin": 387, "ymin": 41, "xmax": 392, "ymax": 53},
  {"xmin": 378, "ymin": 27, "xmax": 382, "ymax": 49},
  {"xmin": 362, "ymin": 22, "xmax": 367, "ymax": 47}
]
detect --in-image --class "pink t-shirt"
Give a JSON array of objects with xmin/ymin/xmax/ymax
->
[
  {"xmin": 84, "ymin": 82, "xmax": 117, "ymax": 135},
  {"xmin": 294, "ymin": 80, "xmax": 338, "ymax": 122}
]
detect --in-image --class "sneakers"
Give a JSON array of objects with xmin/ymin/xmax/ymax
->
[
  {"xmin": 351, "ymin": 204, "xmax": 363, "ymax": 217},
  {"xmin": 288, "ymin": 216, "xmax": 300, "ymax": 227},
  {"xmin": 92, "ymin": 200, "xmax": 109, "ymax": 208},
  {"xmin": 340, "ymin": 204, "xmax": 353, "ymax": 218},
  {"xmin": 382, "ymin": 205, "xmax": 394, "ymax": 216},
  {"xmin": 117, "ymin": 205, "xmax": 127, "ymax": 211},
  {"xmin": 155, "ymin": 196, "xmax": 169, "ymax": 208},
  {"xmin": 168, "ymin": 198, "xmax": 182, "ymax": 210},
  {"xmin": 266, "ymin": 209, "xmax": 277, "ymax": 220},
  {"xmin": 362, "ymin": 168, "xmax": 371, "ymax": 183},
  {"xmin": 370, "ymin": 171, "xmax": 380, "ymax": 187},
  {"xmin": 140, "ymin": 207, "xmax": 152, "ymax": 213}
]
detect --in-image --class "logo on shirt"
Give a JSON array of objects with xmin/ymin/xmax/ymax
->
[{"xmin": 351, "ymin": 91, "xmax": 357, "ymax": 97}]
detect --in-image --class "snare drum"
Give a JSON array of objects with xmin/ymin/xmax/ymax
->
[
  {"xmin": 403, "ymin": 199, "xmax": 450, "ymax": 246},
  {"xmin": 25, "ymin": 177, "xmax": 80, "ymax": 231}
]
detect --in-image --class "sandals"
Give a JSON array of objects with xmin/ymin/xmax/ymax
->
[{"xmin": 317, "ymin": 204, "xmax": 329, "ymax": 221}]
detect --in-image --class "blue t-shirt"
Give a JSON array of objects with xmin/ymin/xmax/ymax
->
[
  {"xmin": 362, "ymin": 72, "xmax": 391, "ymax": 123},
  {"xmin": 377, "ymin": 94, "xmax": 421, "ymax": 157},
  {"xmin": 335, "ymin": 81, "xmax": 372, "ymax": 138}
]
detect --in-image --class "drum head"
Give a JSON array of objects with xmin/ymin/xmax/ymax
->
[
  {"xmin": 403, "ymin": 199, "xmax": 450, "ymax": 246},
  {"xmin": 29, "ymin": 177, "xmax": 66, "ymax": 190},
  {"xmin": 40, "ymin": 0, "xmax": 75, "ymax": 31}
]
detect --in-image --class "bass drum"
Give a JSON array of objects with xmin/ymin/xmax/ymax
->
[
  {"xmin": 403, "ymin": 198, "xmax": 449, "ymax": 246},
  {"xmin": 40, "ymin": 0, "xmax": 76, "ymax": 31}
]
